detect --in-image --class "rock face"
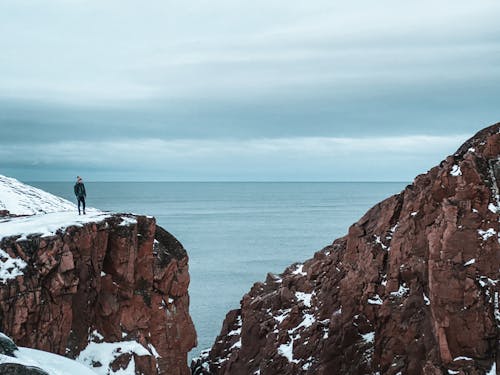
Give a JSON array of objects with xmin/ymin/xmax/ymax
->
[
  {"xmin": 0, "ymin": 214, "xmax": 197, "ymax": 374},
  {"xmin": 193, "ymin": 124, "xmax": 500, "ymax": 375}
]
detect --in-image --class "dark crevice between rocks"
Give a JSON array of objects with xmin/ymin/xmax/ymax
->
[
  {"xmin": 154, "ymin": 225, "xmax": 187, "ymax": 266},
  {"xmin": 135, "ymin": 278, "xmax": 152, "ymax": 308}
]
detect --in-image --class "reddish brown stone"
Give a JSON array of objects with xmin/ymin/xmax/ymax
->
[
  {"xmin": 193, "ymin": 123, "xmax": 500, "ymax": 374},
  {"xmin": 0, "ymin": 215, "xmax": 196, "ymax": 375}
]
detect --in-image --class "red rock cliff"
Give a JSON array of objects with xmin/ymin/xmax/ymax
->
[
  {"xmin": 0, "ymin": 214, "xmax": 197, "ymax": 374},
  {"xmin": 193, "ymin": 123, "xmax": 500, "ymax": 375}
]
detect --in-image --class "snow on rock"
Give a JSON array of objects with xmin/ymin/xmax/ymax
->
[
  {"xmin": 374, "ymin": 235, "xmax": 388, "ymax": 250},
  {"xmin": 0, "ymin": 175, "xmax": 113, "ymax": 241},
  {"xmin": 0, "ymin": 248, "xmax": 27, "ymax": 283},
  {"xmin": 486, "ymin": 362, "xmax": 496, "ymax": 375},
  {"xmin": 0, "ymin": 175, "xmax": 76, "ymax": 215},
  {"xmin": 361, "ymin": 332, "xmax": 375, "ymax": 344},
  {"xmin": 464, "ymin": 259, "xmax": 476, "ymax": 266},
  {"xmin": 478, "ymin": 228, "xmax": 497, "ymax": 241},
  {"xmin": 292, "ymin": 264, "xmax": 307, "ymax": 276},
  {"xmin": 230, "ymin": 338, "xmax": 242, "ymax": 350},
  {"xmin": 119, "ymin": 216, "xmax": 138, "ymax": 227},
  {"xmin": 295, "ymin": 291, "xmax": 313, "ymax": 308},
  {"xmin": 450, "ymin": 165, "xmax": 462, "ymax": 177},
  {"xmin": 367, "ymin": 294, "xmax": 383, "ymax": 305},
  {"xmin": 453, "ymin": 356, "xmax": 473, "ymax": 361},
  {"xmin": 488, "ymin": 203, "xmax": 498, "ymax": 213},
  {"xmin": 76, "ymin": 340, "xmax": 150, "ymax": 375},
  {"xmin": 277, "ymin": 340, "xmax": 297, "ymax": 364},
  {"xmin": 390, "ymin": 284, "xmax": 410, "ymax": 298},
  {"xmin": 228, "ymin": 316, "xmax": 242, "ymax": 337},
  {"xmin": 290, "ymin": 313, "xmax": 315, "ymax": 333},
  {"xmin": 274, "ymin": 309, "xmax": 291, "ymax": 324},
  {"xmin": 0, "ymin": 347, "xmax": 97, "ymax": 375},
  {"xmin": 0, "ymin": 210, "xmax": 111, "ymax": 240}
]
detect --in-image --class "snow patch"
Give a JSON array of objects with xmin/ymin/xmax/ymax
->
[
  {"xmin": 390, "ymin": 223, "xmax": 399, "ymax": 233},
  {"xmin": 478, "ymin": 228, "xmax": 496, "ymax": 241},
  {"xmin": 423, "ymin": 293, "xmax": 431, "ymax": 306},
  {"xmin": 0, "ymin": 210, "xmax": 110, "ymax": 240},
  {"xmin": 278, "ymin": 340, "xmax": 298, "ymax": 364},
  {"xmin": 367, "ymin": 294, "xmax": 383, "ymax": 305},
  {"xmin": 390, "ymin": 284, "xmax": 409, "ymax": 298},
  {"xmin": 488, "ymin": 203, "xmax": 499, "ymax": 213},
  {"xmin": 361, "ymin": 331, "xmax": 375, "ymax": 344},
  {"xmin": 290, "ymin": 313, "xmax": 315, "ymax": 333},
  {"xmin": 0, "ymin": 248, "xmax": 27, "ymax": 283},
  {"xmin": 230, "ymin": 338, "xmax": 242, "ymax": 350},
  {"xmin": 302, "ymin": 361, "xmax": 312, "ymax": 371},
  {"xmin": 76, "ymin": 340, "xmax": 150, "ymax": 375},
  {"xmin": 148, "ymin": 344, "xmax": 160, "ymax": 358},
  {"xmin": 4, "ymin": 347, "xmax": 97, "ymax": 375},
  {"xmin": 292, "ymin": 264, "xmax": 306, "ymax": 276},
  {"xmin": 467, "ymin": 147, "xmax": 476, "ymax": 153},
  {"xmin": 295, "ymin": 291, "xmax": 313, "ymax": 308},
  {"xmin": 464, "ymin": 259, "xmax": 476, "ymax": 266},
  {"xmin": 90, "ymin": 330, "xmax": 104, "ymax": 341},
  {"xmin": 450, "ymin": 165, "xmax": 462, "ymax": 176},
  {"xmin": 228, "ymin": 316, "xmax": 242, "ymax": 337},
  {"xmin": 453, "ymin": 356, "xmax": 472, "ymax": 361},
  {"xmin": 478, "ymin": 277, "xmax": 498, "ymax": 288},
  {"xmin": 119, "ymin": 216, "xmax": 137, "ymax": 227},
  {"xmin": 487, "ymin": 361, "xmax": 496, "ymax": 375},
  {"xmin": 0, "ymin": 175, "xmax": 76, "ymax": 216},
  {"xmin": 374, "ymin": 235, "xmax": 388, "ymax": 250},
  {"xmin": 274, "ymin": 309, "xmax": 291, "ymax": 324}
]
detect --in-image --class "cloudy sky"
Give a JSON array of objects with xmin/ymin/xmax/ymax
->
[{"xmin": 1, "ymin": 0, "xmax": 499, "ymax": 181}]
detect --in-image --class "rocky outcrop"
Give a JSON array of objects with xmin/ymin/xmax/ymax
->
[
  {"xmin": 193, "ymin": 123, "xmax": 500, "ymax": 374},
  {"xmin": 0, "ymin": 214, "xmax": 197, "ymax": 374},
  {"xmin": 0, "ymin": 333, "xmax": 49, "ymax": 375}
]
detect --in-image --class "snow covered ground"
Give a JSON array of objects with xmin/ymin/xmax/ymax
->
[
  {"xmin": 7, "ymin": 347, "xmax": 98, "ymax": 374},
  {"xmin": 0, "ymin": 175, "xmax": 76, "ymax": 215},
  {"xmin": 0, "ymin": 175, "xmax": 112, "ymax": 240},
  {"xmin": 0, "ymin": 210, "xmax": 111, "ymax": 240}
]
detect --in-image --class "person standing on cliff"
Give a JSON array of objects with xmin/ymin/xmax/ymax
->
[{"xmin": 74, "ymin": 176, "xmax": 86, "ymax": 215}]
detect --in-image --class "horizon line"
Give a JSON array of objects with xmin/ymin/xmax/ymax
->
[{"xmin": 26, "ymin": 180, "xmax": 411, "ymax": 184}]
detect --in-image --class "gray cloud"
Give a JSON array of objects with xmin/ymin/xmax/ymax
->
[
  {"xmin": 0, "ymin": 135, "xmax": 468, "ymax": 181},
  {"xmin": 0, "ymin": 0, "xmax": 498, "ymax": 180}
]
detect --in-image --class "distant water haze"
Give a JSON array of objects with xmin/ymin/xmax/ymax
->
[{"xmin": 30, "ymin": 181, "xmax": 408, "ymax": 360}]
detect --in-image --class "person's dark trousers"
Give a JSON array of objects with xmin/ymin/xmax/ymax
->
[{"xmin": 77, "ymin": 197, "xmax": 86, "ymax": 215}]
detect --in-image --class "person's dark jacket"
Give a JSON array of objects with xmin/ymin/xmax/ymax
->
[{"xmin": 74, "ymin": 182, "xmax": 86, "ymax": 198}]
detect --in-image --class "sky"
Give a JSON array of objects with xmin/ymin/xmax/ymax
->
[{"xmin": 0, "ymin": 0, "xmax": 499, "ymax": 181}]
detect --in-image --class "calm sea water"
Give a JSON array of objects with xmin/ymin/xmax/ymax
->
[{"xmin": 30, "ymin": 182, "xmax": 407, "ymax": 360}]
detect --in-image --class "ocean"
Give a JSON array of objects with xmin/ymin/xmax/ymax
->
[{"xmin": 30, "ymin": 181, "xmax": 407, "ymax": 361}]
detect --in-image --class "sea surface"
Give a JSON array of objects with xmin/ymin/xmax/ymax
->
[{"xmin": 30, "ymin": 182, "xmax": 407, "ymax": 361}]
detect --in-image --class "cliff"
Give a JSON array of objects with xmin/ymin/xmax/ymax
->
[
  {"xmin": 193, "ymin": 123, "xmax": 500, "ymax": 375},
  {"xmin": 0, "ymin": 177, "xmax": 196, "ymax": 374}
]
